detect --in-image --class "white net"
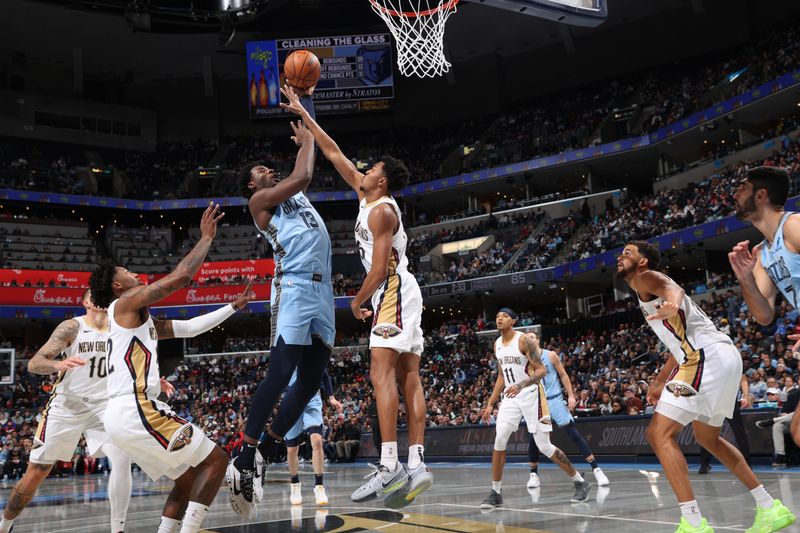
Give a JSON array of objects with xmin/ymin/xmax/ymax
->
[{"xmin": 369, "ymin": 0, "xmax": 459, "ymax": 78}]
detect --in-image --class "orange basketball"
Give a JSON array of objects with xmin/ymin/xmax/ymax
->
[{"xmin": 284, "ymin": 50, "xmax": 321, "ymax": 90}]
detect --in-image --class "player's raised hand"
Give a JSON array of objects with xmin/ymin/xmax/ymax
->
[
  {"xmin": 53, "ymin": 356, "xmax": 86, "ymax": 372},
  {"xmin": 199, "ymin": 202, "xmax": 225, "ymax": 241},
  {"xmin": 290, "ymin": 120, "xmax": 313, "ymax": 147},
  {"xmin": 280, "ymin": 83, "xmax": 306, "ymax": 116},
  {"xmin": 233, "ymin": 277, "xmax": 257, "ymax": 310},
  {"xmin": 728, "ymin": 240, "xmax": 758, "ymax": 280},
  {"xmin": 646, "ymin": 301, "xmax": 679, "ymax": 321},
  {"xmin": 160, "ymin": 377, "xmax": 175, "ymax": 399}
]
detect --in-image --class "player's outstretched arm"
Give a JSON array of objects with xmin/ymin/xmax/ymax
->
[
  {"xmin": 28, "ymin": 319, "xmax": 84, "ymax": 375},
  {"xmin": 249, "ymin": 121, "xmax": 315, "ymax": 220},
  {"xmin": 280, "ymin": 84, "xmax": 364, "ymax": 199},
  {"xmin": 637, "ymin": 270, "xmax": 685, "ymax": 321},
  {"xmin": 729, "ymin": 240, "xmax": 777, "ymax": 325},
  {"xmin": 116, "ymin": 204, "xmax": 223, "ymax": 319},
  {"xmin": 350, "ymin": 204, "xmax": 395, "ymax": 320}
]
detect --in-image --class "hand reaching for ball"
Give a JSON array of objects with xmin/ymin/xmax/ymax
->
[{"xmin": 280, "ymin": 83, "xmax": 306, "ymax": 116}]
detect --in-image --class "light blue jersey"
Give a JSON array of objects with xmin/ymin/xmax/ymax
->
[
  {"xmin": 541, "ymin": 349, "xmax": 574, "ymax": 426},
  {"xmin": 760, "ymin": 212, "xmax": 800, "ymax": 310},
  {"xmin": 256, "ymin": 191, "xmax": 335, "ymax": 347}
]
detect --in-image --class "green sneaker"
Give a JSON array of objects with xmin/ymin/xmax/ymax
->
[
  {"xmin": 674, "ymin": 517, "xmax": 714, "ymax": 533},
  {"xmin": 746, "ymin": 499, "xmax": 797, "ymax": 533}
]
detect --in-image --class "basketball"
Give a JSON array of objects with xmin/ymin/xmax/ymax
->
[{"xmin": 284, "ymin": 50, "xmax": 321, "ymax": 90}]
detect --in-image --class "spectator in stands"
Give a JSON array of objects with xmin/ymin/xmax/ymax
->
[
  {"xmin": 2, "ymin": 448, "xmax": 26, "ymax": 480},
  {"xmin": 756, "ymin": 387, "xmax": 800, "ymax": 467}
]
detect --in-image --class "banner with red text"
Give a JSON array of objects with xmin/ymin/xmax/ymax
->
[
  {"xmin": 0, "ymin": 284, "xmax": 270, "ymax": 307},
  {"xmin": 145, "ymin": 259, "xmax": 275, "ymax": 284}
]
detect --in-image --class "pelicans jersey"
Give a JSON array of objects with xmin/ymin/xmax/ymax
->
[
  {"xmin": 30, "ymin": 316, "xmax": 114, "ymax": 463},
  {"xmin": 639, "ymin": 287, "xmax": 742, "ymax": 427},
  {"xmin": 494, "ymin": 331, "xmax": 551, "ymax": 434},
  {"xmin": 760, "ymin": 212, "xmax": 800, "ymax": 310},
  {"xmin": 355, "ymin": 196, "xmax": 423, "ymax": 355},
  {"xmin": 104, "ymin": 300, "xmax": 215, "ymax": 480},
  {"xmin": 255, "ymin": 191, "xmax": 335, "ymax": 347}
]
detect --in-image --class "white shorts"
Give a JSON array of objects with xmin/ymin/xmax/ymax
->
[
  {"xmin": 369, "ymin": 272, "xmax": 424, "ymax": 356},
  {"xmin": 496, "ymin": 385, "xmax": 552, "ymax": 434},
  {"xmin": 104, "ymin": 395, "xmax": 216, "ymax": 481},
  {"xmin": 656, "ymin": 341, "xmax": 742, "ymax": 427},
  {"xmin": 30, "ymin": 397, "xmax": 110, "ymax": 464}
]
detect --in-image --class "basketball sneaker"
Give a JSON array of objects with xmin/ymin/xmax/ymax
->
[
  {"xmin": 746, "ymin": 499, "xmax": 796, "ymax": 533},
  {"xmin": 404, "ymin": 463, "xmax": 434, "ymax": 502},
  {"xmin": 570, "ymin": 478, "xmax": 592, "ymax": 503},
  {"xmin": 226, "ymin": 457, "xmax": 257, "ymax": 520},
  {"xmin": 481, "ymin": 489, "xmax": 503, "ymax": 510},
  {"xmin": 526, "ymin": 472, "xmax": 540, "ymax": 488},
  {"xmin": 350, "ymin": 463, "xmax": 409, "ymax": 503},
  {"xmin": 290, "ymin": 482, "xmax": 303, "ymax": 505},
  {"xmin": 593, "ymin": 467, "xmax": 609, "ymax": 486},
  {"xmin": 528, "ymin": 487, "xmax": 541, "ymax": 504},
  {"xmin": 314, "ymin": 484, "xmax": 329, "ymax": 506},
  {"xmin": 253, "ymin": 449, "xmax": 265, "ymax": 503},
  {"xmin": 674, "ymin": 517, "xmax": 713, "ymax": 532}
]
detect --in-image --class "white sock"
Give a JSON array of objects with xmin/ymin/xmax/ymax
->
[
  {"xmin": 570, "ymin": 472, "xmax": 584, "ymax": 483},
  {"xmin": 492, "ymin": 480, "xmax": 502, "ymax": 493},
  {"xmin": 408, "ymin": 444, "xmax": 424, "ymax": 469},
  {"xmin": 679, "ymin": 500, "xmax": 703, "ymax": 528},
  {"xmin": 179, "ymin": 502, "xmax": 208, "ymax": 533},
  {"xmin": 750, "ymin": 485, "xmax": 774, "ymax": 509},
  {"xmin": 0, "ymin": 517, "xmax": 15, "ymax": 533},
  {"xmin": 111, "ymin": 518, "xmax": 125, "ymax": 533},
  {"xmin": 381, "ymin": 442, "xmax": 398, "ymax": 472},
  {"xmin": 157, "ymin": 516, "xmax": 181, "ymax": 533}
]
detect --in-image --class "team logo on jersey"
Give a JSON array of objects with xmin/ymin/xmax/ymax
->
[
  {"xmin": 372, "ymin": 324, "xmax": 401, "ymax": 339},
  {"xmin": 168, "ymin": 424, "xmax": 193, "ymax": 452}
]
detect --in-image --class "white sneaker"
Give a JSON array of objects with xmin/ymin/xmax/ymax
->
[
  {"xmin": 225, "ymin": 458, "xmax": 257, "ymax": 520},
  {"xmin": 527, "ymin": 487, "xmax": 541, "ymax": 504},
  {"xmin": 253, "ymin": 450, "xmax": 265, "ymax": 503},
  {"xmin": 290, "ymin": 482, "xmax": 303, "ymax": 505},
  {"xmin": 314, "ymin": 484, "xmax": 328, "ymax": 506},
  {"xmin": 315, "ymin": 509, "xmax": 329, "ymax": 530},
  {"xmin": 526, "ymin": 472, "xmax": 540, "ymax": 488},
  {"xmin": 593, "ymin": 467, "xmax": 609, "ymax": 486},
  {"xmin": 290, "ymin": 505, "xmax": 303, "ymax": 528}
]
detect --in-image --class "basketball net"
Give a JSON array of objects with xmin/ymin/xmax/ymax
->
[{"xmin": 369, "ymin": 0, "xmax": 459, "ymax": 78}]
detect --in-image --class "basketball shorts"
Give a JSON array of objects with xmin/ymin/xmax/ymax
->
[
  {"xmin": 30, "ymin": 396, "xmax": 110, "ymax": 464},
  {"xmin": 104, "ymin": 395, "xmax": 216, "ymax": 480},
  {"xmin": 656, "ymin": 341, "xmax": 742, "ymax": 427},
  {"xmin": 496, "ymin": 385, "xmax": 552, "ymax": 434},
  {"xmin": 546, "ymin": 395, "xmax": 574, "ymax": 427},
  {"xmin": 369, "ymin": 272, "xmax": 424, "ymax": 355},
  {"xmin": 284, "ymin": 394, "xmax": 323, "ymax": 443},
  {"xmin": 271, "ymin": 276, "xmax": 335, "ymax": 348}
]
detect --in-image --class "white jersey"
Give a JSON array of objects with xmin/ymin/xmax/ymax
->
[
  {"xmin": 355, "ymin": 196, "xmax": 410, "ymax": 276},
  {"xmin": 106, "ymin": 299, "xmax": 161, "ymax": 401},
  {"xmin": 494, "ymin": 331, "xmax": 533, "ymax": 394},
  {"xmin": 48, "ymin": 316, "xmax": 110, "ymax": 409},
  {"xmin": 638, "ymin": 291, "xmax": 732, "ymax": 366}
]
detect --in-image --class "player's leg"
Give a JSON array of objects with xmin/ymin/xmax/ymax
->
[
  {"xmin": 180, "ymin": 445, "xmax": 229, "ymax": 533},
  {"xmin": 693, "ymin": 420, "xmax": 795, "ymax": 532},
  {"xmin": 102, "ymin": 442, "xmax": 132, "ymax": 533},
  {"xmin": 160, "ymin": 470, "xmax": 194, "ymax": 533},
  {"xmin": 527, "ymin": 434, "xmax": 541, "ymax": 488},
  {"xmin": 0, "ymin": 462, "xmax": 54, "ymax": 532},
  {"xmin": 309, "ymin": 432, "xmax": 328, "ymax": 505},
  {"xmin": 561, "ymin": 423, "xmax": 608, "ymax": 485},
  {"xmin": 481, "ymin": 398, "xmax": 520, "ymax": 510},
  {"xmin": 532, "ymin": 430, "xmax": 591, "ymax": 502},
  {"xmin": 286, "ymin": 443, "xmax": 302, "ymax": 505},
  {"xmin": 396, "ymin": 352, "xmax": 433, "ymax": 501}
]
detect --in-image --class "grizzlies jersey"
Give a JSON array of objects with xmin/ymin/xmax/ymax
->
[
  {"xmin": 540, "ymin": 349, "xmax": 562, "ymax": 399},
  {"xmin": 256, "ymin": 192, "xmax": 332, "ymax": 281},
  {"xmin": 48, "ymin": 316, "xmax": 110, "ymax": 409},
  {"xmin": 494, "ymin": 332, "xmax": 532, "ymax": 394},
  {"xmin": 355, "ymin": 196, "xmax": 410, "ymax": 276},
  {"xmin": 760, "ymin": 212, "xmax": 800, "ymax": 309},
  {"xmin": 106, "ymin": 299, "xmax": 162, "ymax": 401}
]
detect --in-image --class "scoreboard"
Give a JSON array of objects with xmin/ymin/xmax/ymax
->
[{"xmin": 246, "ymin": 33, "xmax": 395, "ymax": 118}]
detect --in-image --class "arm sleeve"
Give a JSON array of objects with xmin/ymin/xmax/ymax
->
[
  {"xmin": 300, "ymin": 94, "xmax": 316, "ymax": 121},
  {"xmin": 170, "ymin": 304, "xmax": 237, "ymax": 338},
  {"xmin": 320, "ymin": 369, "xmax": 333, "ymax": 398}
]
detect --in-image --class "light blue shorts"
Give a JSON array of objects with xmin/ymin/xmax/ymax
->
[
  {"xmin": 547, "ymin": 396, "xmax": 574, "ymax": 427},
  {"xmin": 284, "ymin": 394, "xmax": 323, "ymax": 443},
  {"xmin": 271, "ymin": 276, "xmax": 335, "ymax": 348}
]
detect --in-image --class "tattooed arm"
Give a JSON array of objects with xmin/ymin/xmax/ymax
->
[
  {"xmin": 27, "ymin": 319, "xmax": 84, "ymax": 375},
  {"xmin": 506, "ymin": 333, "xmax": 547, "ymax": 397},
  {"xmin": 115, "ymin": 204, "xmax": 224, "ymax": 327}
]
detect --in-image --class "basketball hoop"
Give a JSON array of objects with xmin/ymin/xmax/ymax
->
[{"xmin": 369, "ymin": 0, "xmax": 459, "ymax": 78}]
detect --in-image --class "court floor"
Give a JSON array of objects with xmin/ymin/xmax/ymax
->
[{"xmin": 3, "ymin": 461, "xmax": 799, "ymax": 532}]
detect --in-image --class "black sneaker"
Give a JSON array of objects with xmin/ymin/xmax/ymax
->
[
  {"xmin": 772, "ymin": 454, "xmax": 788, "ymax": 467},
  {"xmin": 698, "ymin": 463, "xmax": 711, "ymax": 474},
  {"xmin": 480, "ymin": 489, "xmax": 503, "ymax": 509},
  {"xmin": 756, "ymin": 418, "xmax": 776, "ymax": 429},
  {"xmin": 570, "ymin": 478, "xmax": 592, "ymax": 503}
]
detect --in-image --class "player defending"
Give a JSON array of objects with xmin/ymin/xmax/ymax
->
[
  {"xmin": 89, "ymin": 204, "xmax": 255, "ymax": 533},
  {"xmin": 280, "ymin": 85, "xmax": 431, "ymax": 507},
  {"xmin": 281, "ymin": 369, "xmax": 342, "ymax": 506},
  {"xmin": 480, "ymin": 309, "xmax": 592, "ymax": 509},
  {"xmin": 0, "ymin": 290, "xmax": 132, "ymax": 533},
  {"xmin": 227, "ymin": 96, "xmax": 336, "ymax": 519},
  {"xmin": 526, "ymin": 340, "xmax": 609, "ymax": 489},
  {"xmin": 617, "ymin": 240, "xmax": 795, "ymax": 533},
  {"xmin": 729, "ymin": 166, "xmax": 800, "ymax": 449}
]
